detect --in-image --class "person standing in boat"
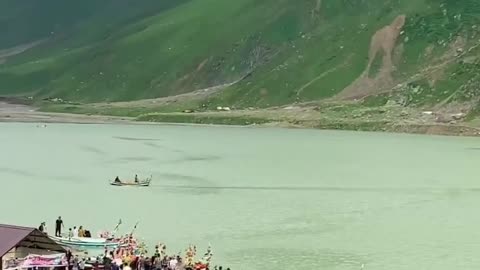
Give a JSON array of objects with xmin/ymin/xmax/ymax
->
[
  {"xmin": 55, "ymin": 216, "xmax": 64, "ymax": 237},
  {"xmin": 134, "ymin": 174, "xmax": 139, "ymax": 183}
]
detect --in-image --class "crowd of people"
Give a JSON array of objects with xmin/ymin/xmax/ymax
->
[
  {"xmin": 70, "ymin": 225, "xmax": 93, "ymax": 238},
  {"xmin": 66, "ymin": 243, "xmax": 227, "ymax": 270},
  {"xmin": 39, "ymin": 217, "xmax": 229, "ymax": 270}
]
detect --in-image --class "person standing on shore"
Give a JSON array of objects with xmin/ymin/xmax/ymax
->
[
  {"xmin": 72, "ymin": 256, "xmax": 79, "ymax": 270},
  {"xmin": 55, "ymin": 216, "xmax": 64, "ymax": 237},
  {"xmin": 79, "ymin": 259, "xmax": 85, "ymax": 270}
]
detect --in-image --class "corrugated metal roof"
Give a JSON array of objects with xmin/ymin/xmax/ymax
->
[
  {"xmin": 0, "ymin": 224, "xmax": 34, "ymax": 257},
  {"xmin": 0, "ymin": 224, "xmax": 65, "ymax": 258}
]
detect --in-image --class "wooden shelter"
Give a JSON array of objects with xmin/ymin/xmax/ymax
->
[{"xmin": 0, "ymin": 224, "xmax": 66, "ymax": 270}]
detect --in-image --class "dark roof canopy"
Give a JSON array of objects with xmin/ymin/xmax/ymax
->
[{"xmin": 0, "ymin": 224, "xmax": 65, "ymax": 257}]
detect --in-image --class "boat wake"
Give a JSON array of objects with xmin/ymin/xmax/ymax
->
[{"xmin": 150, "ymin": 184, "xmax": 480, "ymax": 193}]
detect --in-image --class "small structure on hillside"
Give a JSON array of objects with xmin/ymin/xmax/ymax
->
[{"xmin": 0, "ymin": 224, "xmax": 66, "ymax": 270}]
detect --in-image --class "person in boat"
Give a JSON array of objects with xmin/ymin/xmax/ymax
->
[
  {"xmin": 55, "ymin": 216, "xmax": 64, "ymax": 237},
  {"xmin": 38, "ymin": 222, "xmax": 46, "ymax": 233},
  {"xmin": 78, "ymin": 226, "xmax": 85, "ymax": 237},
  {"xmin": 134, "ymin": 174, "xmax": 139, "ymax": 183},
  {"xmin": 115, "ymin": 176, "xmax": 121, "ymax": 183}
]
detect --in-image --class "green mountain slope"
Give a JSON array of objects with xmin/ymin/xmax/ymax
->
[
  {"xmin": 1, "ymin": 0, "xmax": 480, "ymax": 125},
  {"xmin": 0, "ymin": 0, "xmax": 189, "ymax": 49}
]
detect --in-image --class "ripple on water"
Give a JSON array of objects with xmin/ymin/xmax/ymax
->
[
  {"xmin": 79, "ymin": 145, "xmax": 106, "ymax": 155},
  {"xmin": 112, "ymin": 136, "xmax": 162, "ymax": 141},
  {"xmin": 149, "ymin": 173, "xmax": 220, "ymax": 195},
  {"xmin": 143, "ymin": 142, "xmax": 185, "ymax": 153},
  {"xmin": 106, "ymin": 156, "xmax": 154, "ymax": 163},
  {"xmin": 226, "ymin": 248, "xmax": 369, "ymax": 270},
  {"xmin": 0, "ymin": 167, "xmax": 36, "ymax": 177}
]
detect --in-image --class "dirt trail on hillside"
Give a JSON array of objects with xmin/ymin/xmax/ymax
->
[
  {"xmin": 295, "ymin": 60, "xmax": 349, "ymax": 97},
  {"xmin": 89, "ymin": 80, "xmax": 240, "ymax": 109},
  {"xmin": 336, "ymin": 15, "xmax": 406, "ymax": 99},
  {"xmin": 0, "ymin": 39, "xmax": 47, "ymax": 61},
  {"xmin": 311, "ymin": 0, "xmax": 322, "ymax": 19}
]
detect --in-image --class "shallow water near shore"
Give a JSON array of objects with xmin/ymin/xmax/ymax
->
[{"xmin": 1, "ymin": 122, "xmax": 480, "ymax": 269}]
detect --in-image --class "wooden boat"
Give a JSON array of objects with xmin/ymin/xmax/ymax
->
[
  {"xmin": 110, "ymin": 176, "xmax": 152, "ymax": 187},
  {"xmin": 49, "ymin": 235, "xmax": 120, "ymax": 248}
]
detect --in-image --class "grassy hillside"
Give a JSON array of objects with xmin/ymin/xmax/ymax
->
[
  {"xmin": 0, "ymin": 0, "xmax": 188, "ymax": 49},
  {"xmin": 1, "ymin": 0, "xmax": 480, "ymax": 124}
]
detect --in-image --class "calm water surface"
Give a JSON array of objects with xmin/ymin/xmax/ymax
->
[{"xmin": 1, "ymin": 123, "xmax": 480, "ymax": 270}]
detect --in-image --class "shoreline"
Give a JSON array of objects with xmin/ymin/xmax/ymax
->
[
  {"xmin": 2, "ymin": 100, "xmax": 480, "ymax": 137},
  {"xmin": 0, "ymin": 101, "xmax": 247, "ymax": 128},
  {"xmin": 136, "ymin": 111, "xmax": 480, "ymax": 137},
  {"xmin": 0, "ymin": 101, "xmax": 136, "ymax": 125}
]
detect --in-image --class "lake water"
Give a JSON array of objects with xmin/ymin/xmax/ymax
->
[{"xmin": 1, "ymin": 122, "xmax": 480, "ymax": 270}]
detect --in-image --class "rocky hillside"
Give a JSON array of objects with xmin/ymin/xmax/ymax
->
[{"xmin": 1, "ymin": 0, "xmax": 480, "ymax": 125}]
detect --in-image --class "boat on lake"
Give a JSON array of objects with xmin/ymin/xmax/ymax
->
[
  {"xmin": 110, "ymin": 175, "xmax": 152, "ymax": 187},
  {"xmin": 49, "ymin": 235, "xmax": 120, "ymax": 248}
]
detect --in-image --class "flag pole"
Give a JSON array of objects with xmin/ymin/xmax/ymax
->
[{"xmin": 130, "ymin": 221, "xmax": 139, "ymax": 236}]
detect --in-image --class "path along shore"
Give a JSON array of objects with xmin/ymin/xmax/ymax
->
[{"xmin": 0, "ymin": 101, "xmax": 135, "ymax": 124}]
